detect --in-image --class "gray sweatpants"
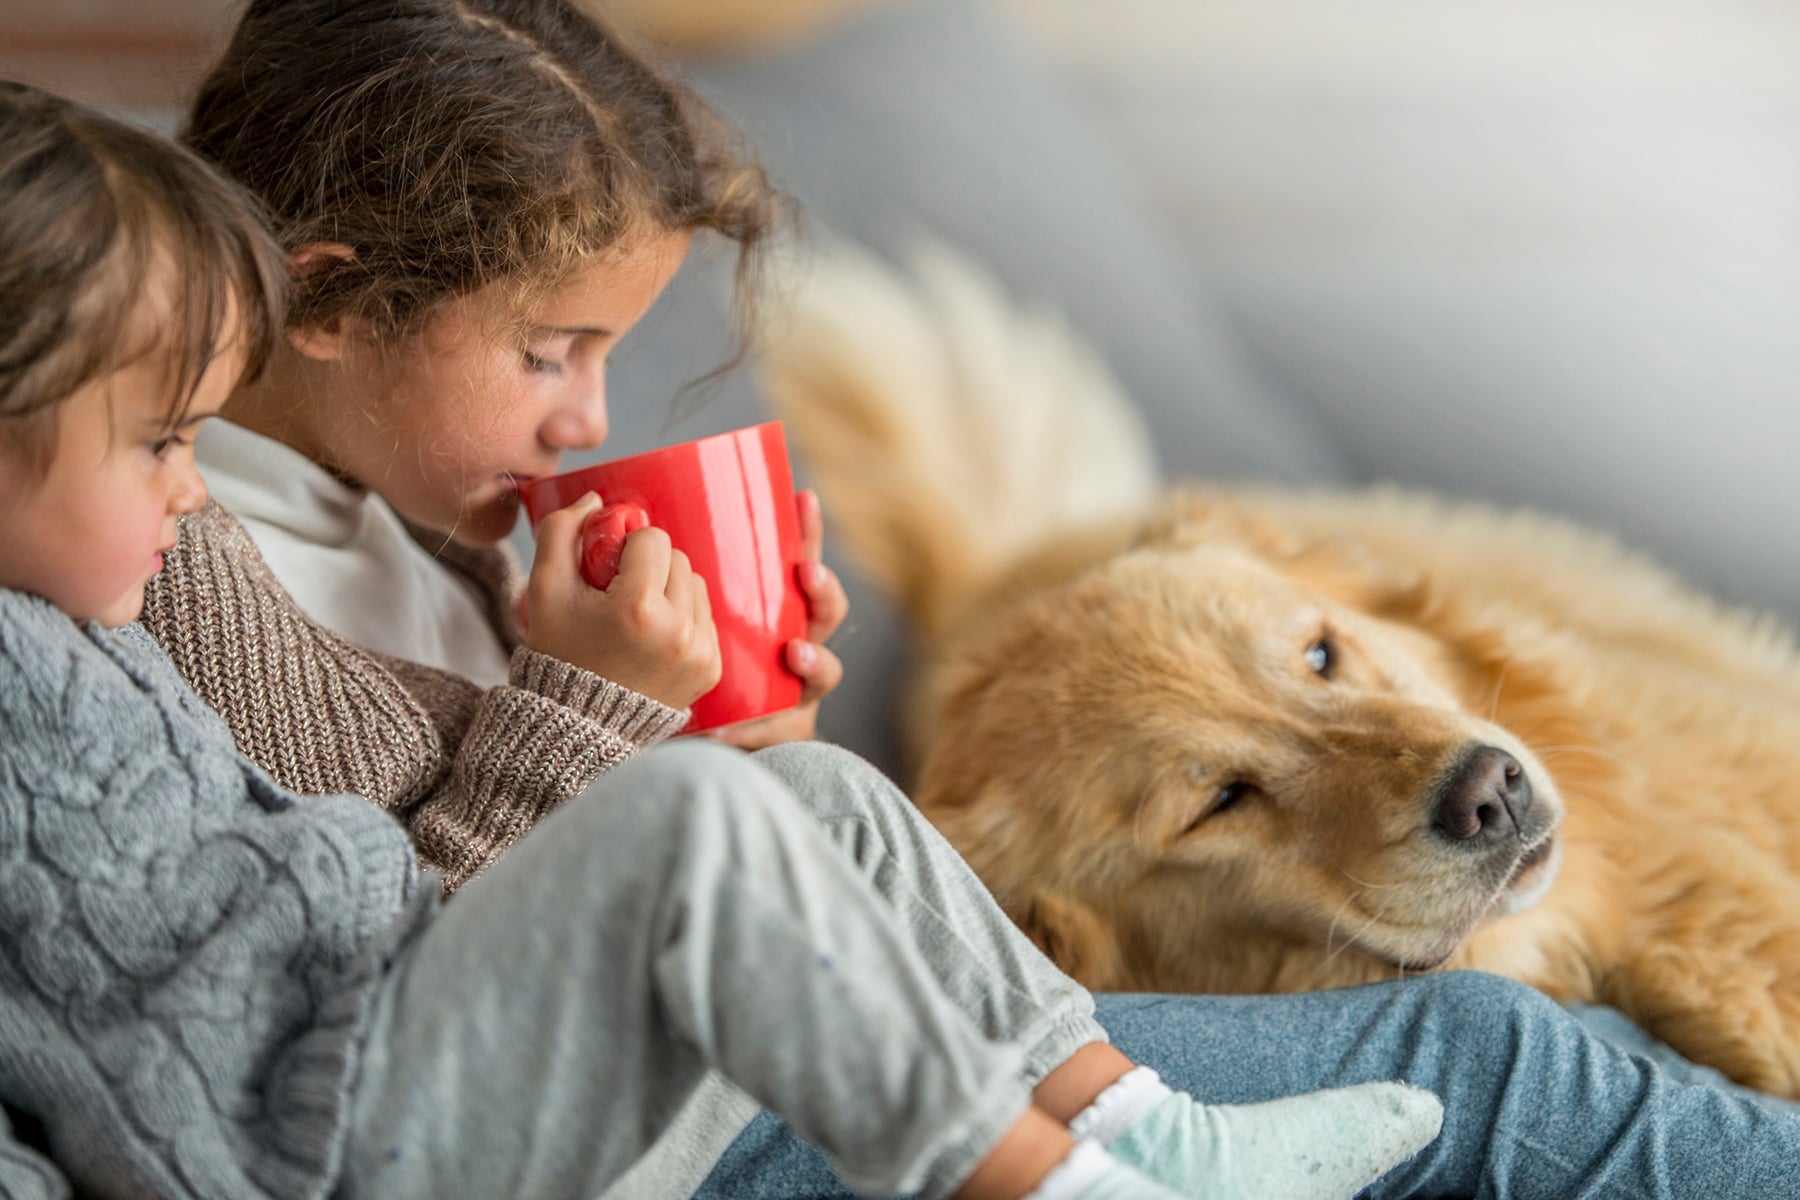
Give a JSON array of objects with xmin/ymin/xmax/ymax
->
[{"xmin": 338, "ymin": 740, "xmax": 1106, "ymax": 1200}]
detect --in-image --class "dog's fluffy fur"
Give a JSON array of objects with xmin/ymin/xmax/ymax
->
[{"xmin": 763, "ymin": 242, "xmax": 1800, "ymax": 1096}]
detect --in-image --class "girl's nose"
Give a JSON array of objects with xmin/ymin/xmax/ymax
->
[
  {"xmin": 171, "ymin": 458, "xmax": 209, "ymax": 515},
  {"xmin": 539, "ymin": 382, "xmax": 610, "ymax": 452}
]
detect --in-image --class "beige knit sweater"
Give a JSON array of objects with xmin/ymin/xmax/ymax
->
[{"xmin": 140, "ymin": 500, "xmax": 689, "ymax": 892}]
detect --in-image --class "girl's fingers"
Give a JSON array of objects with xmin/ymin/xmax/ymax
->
[
  {"xmin": 682, "ymin": 558, "xmax": 717, "ymax": 647},
  {"xmin": 611, "ymin": 524, "xmax": 673, "ymax": 592},
  {"xmin": 528, "ymin": 492, "xmax": 606, "ymax": 591},
  {"xmin": 662, "ymin": 545, "xmax": 695, "ymax": 602},
  {"xmin": 798, "ymin": 560, "xmax": 849, "ymax": 643},
  {"xmin": 687, "ymin": 562, "xmax": 710, "ymax": 617},
  {"xmin": 708, "ymin": 715, "xmax": 770, "ymax": 748},
  {"xmin": 712, "ymin": 638, "xmax": 840, "ymax": 750},
  {"xmin": 708, "ymin": 701, "xmax": 819, "ymax": 749},
  {"xmin": 796, "ymin": 488, "xmax": 824, "ymax": 562},
  {"xmin": 693, "ymin": 574, "xmax": 714, "ymax": 638},
  {"xmin": 786, "ymin": 639, "xmax": 843, "ymax": 703}
]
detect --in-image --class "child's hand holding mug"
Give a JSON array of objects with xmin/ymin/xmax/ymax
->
[
  {"xmin": 521, "ymin": 422, "xmax": 836, "ymax": 737},
  {"xmin": 524, "ymin": 492, "xmax": 724, "ymax": 710},
  {"xmin": 709, "ymin": 487, "xmax": 847, "ymax": 748}
]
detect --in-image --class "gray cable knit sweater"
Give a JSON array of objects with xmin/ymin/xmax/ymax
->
[{"xmin": 0, "ymin": 587, "xmax": 434, "ymax": 1199}]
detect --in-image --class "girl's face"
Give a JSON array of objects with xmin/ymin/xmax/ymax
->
[
  {"xmin": 0, "ymin": 340, "xmax": 239, "ymax": 626},
  {"xmin": 320, "ymin": 232, "xmax": 693, "ymax": 545}
]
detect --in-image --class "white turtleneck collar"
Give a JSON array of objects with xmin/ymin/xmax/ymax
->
[{"xmin": 196, "ymin": 419, "xmax": 513, "ymax": 687}]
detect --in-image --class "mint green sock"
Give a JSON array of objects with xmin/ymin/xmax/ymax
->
[
  {"xmin": 1021, "ymin": 1140, "xmax": 1196, "ymax": 1200},
  {"xmin": 1078, "ymin": 1069, "xmax": 1443, "ymax": 1200}
]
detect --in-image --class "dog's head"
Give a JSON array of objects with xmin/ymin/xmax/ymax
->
[{"xmin": 915, "ymin": 496, "xmax": 1584, "ymax": 993}]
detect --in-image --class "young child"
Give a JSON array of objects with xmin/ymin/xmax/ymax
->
[
  {"xmin": 123, "ymin": 4, "xmax": 1800, "ymax": 1199},
  {"xmin": 0, "ymin": 80, "xmax": 1456, "ymax": 1200}
]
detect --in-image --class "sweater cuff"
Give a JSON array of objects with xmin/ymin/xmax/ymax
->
[
  {"xmin": 310, "ymin": 793, "xmax": 424, "ymax": 919},
  {"xmin": 508, "ymin": 647, "xmax": 690, "ymax": 745}
]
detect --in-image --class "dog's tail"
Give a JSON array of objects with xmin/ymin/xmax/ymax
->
[{"xmin": 759, "ymin": 240, "xmax": 1159, "ymax": 637}]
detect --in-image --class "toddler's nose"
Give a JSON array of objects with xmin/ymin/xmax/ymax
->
[{"xmin": 171, "ymin": 461, "xmax": 208, "ymax": 515}]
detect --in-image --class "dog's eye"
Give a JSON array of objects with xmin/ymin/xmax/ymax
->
[
  {"xmin": 1305, "ymin": 635, "xmax": 1337, "ymax": 679},
  {"xmin": 1214, "ymin": 782, "xmax": 1253, "ymax": 814},
  {"xmin": 1178, "ymin": 778, "xmax": 1254, "ymax": 836}
]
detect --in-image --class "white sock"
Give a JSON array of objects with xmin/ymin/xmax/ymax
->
[
  {"xmin": 1077, "ymin": 1070, "xmax": 1444, "ymax": 1200},
  {"xmin": 1022, "ymin": 1138, "xmax": 1192, "ymax": 1200},
  {"xmin": 1068, "ymin": 1065, "xmax": 1172, "ymax": 1144}
]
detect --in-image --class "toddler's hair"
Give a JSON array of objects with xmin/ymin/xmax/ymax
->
[
  {"xmin": 0, "ymin": 82, "xmax": 287, "ymax": 472},
  {"xmin": 185, "ymin": 0, "xmax": 786, "ymax": 348}
]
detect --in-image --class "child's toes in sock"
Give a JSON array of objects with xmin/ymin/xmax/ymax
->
[{"xmin": 1071, "ymin": 1067, "xmax": 1443, "ymax": 1200}]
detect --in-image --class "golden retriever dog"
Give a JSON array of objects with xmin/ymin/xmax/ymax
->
[{"xmin": 761, "ymin": 242, "xmax": 1800, "ymax": 1097}]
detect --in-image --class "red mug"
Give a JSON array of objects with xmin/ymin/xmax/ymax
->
[{"xmin": 518, "ymin": 421, "xmax": 807, "ymax": 734}]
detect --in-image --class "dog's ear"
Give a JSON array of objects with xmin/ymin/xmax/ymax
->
[
  {"xmin": 1136, "ymin": 488, "xmax": 1284, "ymax": 554},
  {"xmin": 1278, "ymin": 540, "xmax": 1424, "ymax": 617},
  {"xmin": 1139, "ymin": 489, "xmax": 1425, "ymax": 617},
  {"xmin": 1017, "ymin": 890, "xmax": 1126, "ymax": 990},
  {"xmin": 1139, "ymin": 493, "xmax": 1413, "ymax": 598}
]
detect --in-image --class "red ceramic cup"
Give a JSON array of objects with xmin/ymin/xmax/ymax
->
[{"xmin": 519, "ymin": 421, "xmax": 807, "ymax": 734}]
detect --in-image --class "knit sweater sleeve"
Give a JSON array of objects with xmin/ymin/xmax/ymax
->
[
  {"xmin": 382, "ymin": 646, "xmax": 689, "ymax": 890},
  {"xmin": 0, "ymin": 1118, "xmax": 67, "ymax": 1200},
  {"xmin": 139, "ymin": 501, "xmax": 689, "ymax": 893}
]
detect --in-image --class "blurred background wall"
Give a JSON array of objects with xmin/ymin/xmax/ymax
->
[
  {"xmin": 0, "ymin": 0, "xmax": 228, "ymax": 116},
  {"xmin": 998, "ymin": 0, "xmax": 1800, "ymax": 615}
]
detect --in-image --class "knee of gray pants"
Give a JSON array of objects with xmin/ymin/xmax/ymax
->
[
  {"xmin": 751, "ymin": 740, "xmax": 912, "ymax": 826},
  {"xmin": 571, "ymin": 739, "xmax": 801, "ymax": 864}
]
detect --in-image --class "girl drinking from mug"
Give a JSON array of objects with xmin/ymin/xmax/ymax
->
[{"xmin": 138, "ymin": 2, "xmax": 1800, "ymax": 1198}]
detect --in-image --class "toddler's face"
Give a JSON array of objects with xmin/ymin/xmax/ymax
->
[
  {"xmin": 324, "ymin": 231, "xmax": 692, "ymax": 545},
  {"xmin": 0, "ymin": 341, "xmax": 241, "ymax": 625}
]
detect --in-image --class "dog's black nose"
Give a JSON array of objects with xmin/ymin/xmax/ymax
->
[{"xmin": 1433, "ymin": 746, "xmax": 1533, "ymax": 842}]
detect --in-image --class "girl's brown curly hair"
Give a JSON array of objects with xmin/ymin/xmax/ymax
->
[{"xmin": 184, "ymin": 0, "xmax": 786, "ymax": 360}]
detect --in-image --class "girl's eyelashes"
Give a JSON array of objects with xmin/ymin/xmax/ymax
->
[
  {"xmin": 523, "ymin": 329, "xmax": 587, "ymax": 376},
  {"xmin": 148, "ymin": 435, "xmax": 191, "ymax": 459},
  {"xmin": 521, "ymin": 349, "xmax": 565, "ymax": 376}
]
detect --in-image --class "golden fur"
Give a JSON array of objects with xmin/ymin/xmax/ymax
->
[{"xmin": 762, "ymin": 242, "xmax": 1800, "ymax": 1096}]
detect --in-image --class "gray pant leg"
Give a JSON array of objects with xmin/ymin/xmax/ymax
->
[
  {"xmin": 752, "ymin": 742, "xmax": 1107, "ymax": 1085},
  {"xmin": 340, "ymin": 741, "xmax": 1032, "ymax": 1200}
]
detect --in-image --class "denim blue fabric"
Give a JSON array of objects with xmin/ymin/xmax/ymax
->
[{"xmin": 697, "ymin": 977, "xmax": 1800, "ymax": 1199}]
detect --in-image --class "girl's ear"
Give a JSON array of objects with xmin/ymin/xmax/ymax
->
[{"xmin": 285, "ymin": 243, "xmax": 359, "ymax": 362}]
